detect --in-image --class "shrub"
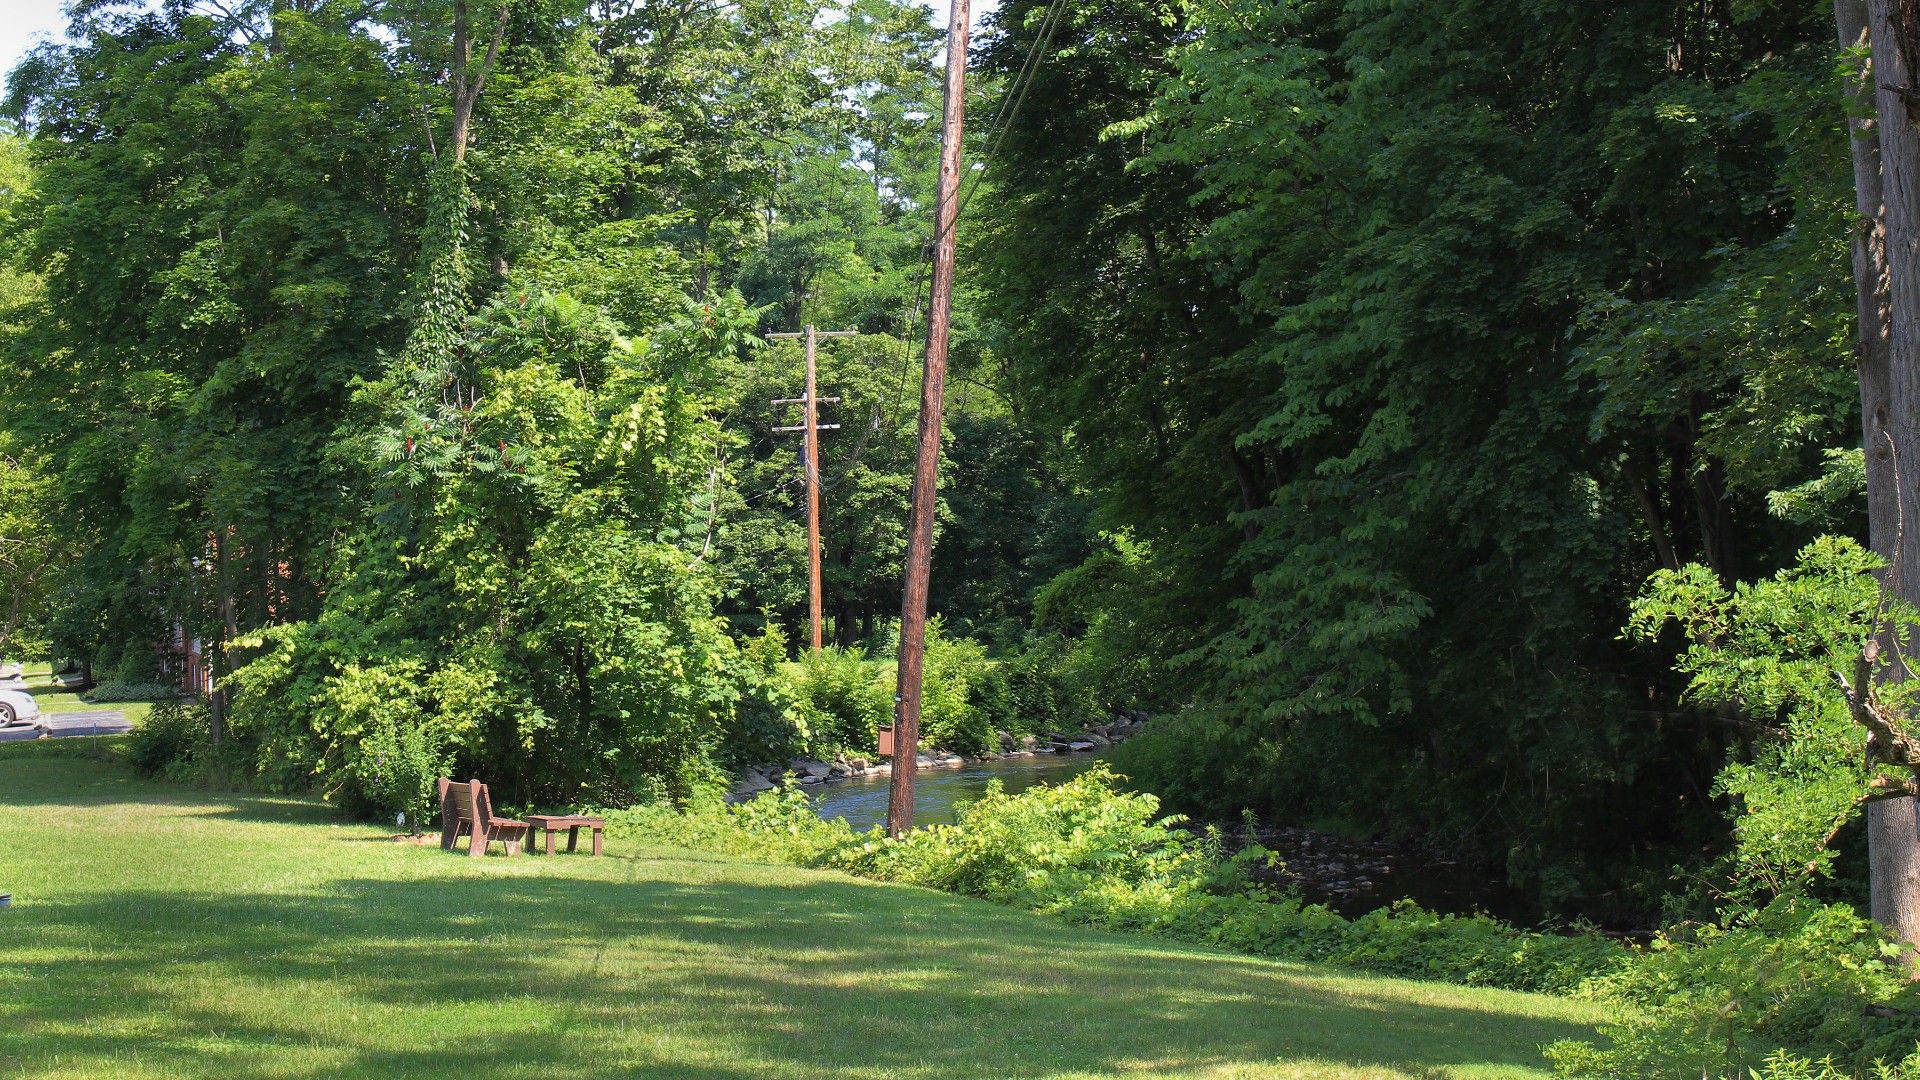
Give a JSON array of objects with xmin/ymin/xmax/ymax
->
[
  {"xmin": 844, "ymin": 765, "xmax": 1214, "ymax": 906},
  {"xmin": 720, "ymin": 622, "xmax": 809, "ymax": 766},
  {"xmin": 1546, "ymin": 898, "xmax": 1920, "ymax": 1078},
  {"xmin": 127, "ymin": 700, "xmax": 210, "ymax": 782},
  {"xmin": 108, "ymin": 648, "xmax": 164, "ymax": 686},
  {"xmin": 918, "ymin": 620, "xmax": 996, "ymax": 755},
  {"xmin": 82, "ymin": 681, "xmax": 177, "ymax": 704},
  {"xmin": 325, "ymin": 662, "xmax": 456, "ymax": 832},
  {"xmin": 607, "ymin": 764, "xmax": 1628, "ymax": 997},
  {"xmin": 978, "ymin": 634, "xmax": 1099, "ymax": 735},
  {"xmin": 787, "ymin": 645, "xmax": 890, "ymax": 753}
]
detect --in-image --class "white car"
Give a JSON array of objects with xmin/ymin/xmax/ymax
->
[{"xmin": 0, "ymin": 687, "xmax": 43, "ymax": 730}]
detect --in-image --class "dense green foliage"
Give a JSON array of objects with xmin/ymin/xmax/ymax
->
[
  {"xmin": 82, "ymin": 681, "xmax": 181, "ymax": 705},
  {"xmin": 0, "ymin": 0, "xmax": 1089, "ymax": 817},
  {"xmin": 1548, "ymin": 899, "xmax": 1920, "ymax": 1078},
  {"xmin": 126, "ymin": 699, "xmax": 213, "ymax": 784},
  {"xmin": 230, "ymin": 290, "xmax": 750, "ymax": 814},
  {"xmin": 1628, "ymin": 538, "xmax": 1907, "ymax": 906},
  {"xmin": 978, "ymin": 0, "xmax": 1872, "ymax": 907},
  {"xmin": 721, "ymin": 620, "xmax": 1098, "ymax": 762}
]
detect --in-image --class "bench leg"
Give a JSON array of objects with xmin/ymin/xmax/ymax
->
[
  {"xmin": 469, "ymin": 824, "xmax": 488, "ymax": 857},
  {"xmin": 439, "ymin": 779, "xmax": 457, "ymax": 851},
  {"xmin": 591, "ymin": 827, "xmax": 602, "ymax": 857},
  {"xmin": 504, "ymin": 838, "xmax": 521, "ymax": 856}
]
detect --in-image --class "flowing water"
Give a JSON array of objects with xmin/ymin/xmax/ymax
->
[{"xmin": 806, "ymin": 752, "xmax": 1105, "ymax": 831}]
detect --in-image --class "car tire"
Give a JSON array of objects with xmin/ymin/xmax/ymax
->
[{"xmin": 0, "ymin": 702, "xmax": 16, "ymax": 726}]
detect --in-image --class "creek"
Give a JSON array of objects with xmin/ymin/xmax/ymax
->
[
  {"xmin": 805, "ymin": 750, "xmax": 1533, "ymax": 922},
  {"xmin": 807, "ymin": 751, "xmax": 1101, "ymax": 832}
]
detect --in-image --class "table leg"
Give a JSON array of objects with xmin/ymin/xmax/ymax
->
[
  {"xmin": 567, "ymin": 826, "xmax": 579, "ymax": 853},
  {"xmin": 544, "ymin": 826, "xmax": 556, "ymax": 856},
  {"xmin": 592, "ymin": 826, "xmax": 602, "ymax": 857}
]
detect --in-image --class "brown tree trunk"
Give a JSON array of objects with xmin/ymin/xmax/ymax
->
[
  {"xmin": 210, "ymin": 526, "xmax": 235, "ymax": 747},
  {"xmin": 1225, "ymin": 446, "xmax": 1265, "ymax": 541},
  {"xmin": 446, "ymin": 2, "xmax": 508, "ymax": 163},
  {"xmin": 1856, "ymin": 0, "xmax": 1920, "ymax": 962},
  {"xmin": 1621, "ymin": 457, "xmax": 1681, "ymax": 572}
]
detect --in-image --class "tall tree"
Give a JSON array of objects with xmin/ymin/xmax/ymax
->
[{"xmin": 1855, "ymin": 0, "xmax": 1920, "ymax": 958}]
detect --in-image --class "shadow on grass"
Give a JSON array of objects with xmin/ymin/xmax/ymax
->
[
  {"xmin": 0, "ymin": 860, "xmax": 1598, "ymax": 1078},
  {"xmin": 0, "ymin": 753, "xmax": 338, "ymax": 826}
]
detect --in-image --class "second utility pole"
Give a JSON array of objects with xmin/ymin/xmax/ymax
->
[
  {"xmin": 769, "ymin": 324, "xmax": 852, "ymax": 652},
  {"xmin": 887, "ymin": 0, "xmax": 969, "ymax": 839}
]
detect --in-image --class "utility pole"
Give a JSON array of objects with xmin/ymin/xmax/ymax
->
[
  {"xmin": 887, "ymin": 0, "xmax": 969, "ymax": 839},
  {"xmin": 769, "ymin": 325, "xmax": 854, "ymax": 652}
]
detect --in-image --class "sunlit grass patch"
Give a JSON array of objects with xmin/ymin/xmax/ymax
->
[{"xmin": 0, "ymin": 751, "xmax": 1606, "ymax": 1078}]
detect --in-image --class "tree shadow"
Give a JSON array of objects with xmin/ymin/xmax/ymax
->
[
  {"xmin": 0, "ymin": 756, "xmax": 336, "ymax": 826},
  {"xmin": 0, "ymin": 859, "xmax": 1599, "ymax": 1078}
]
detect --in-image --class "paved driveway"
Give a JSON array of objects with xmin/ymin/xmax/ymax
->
[{"xmin": 0, "ymin": 710, "xmax": 131, "ymax": 741}]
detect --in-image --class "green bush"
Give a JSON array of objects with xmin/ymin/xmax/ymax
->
[
  {"xmin": 607, "ymin": 764, "xmax": 1627, "ymax": 997},
  {"xmin": 978, "ymin": 634, "xmax": 1099, "ymax": 734},
  {"xmin": 108, "ymin": 648, "xmax": 164, "ymax": 686},
  {"xmin": 127, "ymin": 700, "xmax": 210, "ymax": 782},
  {"xmin": 918, "ymin": 620, "xmax": 997, "ymax": 755},
  {"xmin": 746, "ymin": 625, "xmax": 1094, "ymax": 761},
  {"xmin": 719, "ymin": 622, "xmax": 809, "ymax": 766},
  {"xmin": 1030, "ymin": 531, "xmax": 1180, "ymax": 715},
  {"xmin": 82, "ymin": 680, "xmax": 176, "ymax": 704},
  {"xmin": 325, "ymin": 662, "xmax": 456, "ymax": 832},
  {"xmin": 1546, "ymin": 898, "xmax": 1920, "ymax": 1078},
  {"xmin": 1742, "ymin": 1049, "xmax": 1920, "ymax": 1080},
  {"xmin": 1190, "ymin": 895, "xmax": 1623, "ymax": 996},
  {"xmin": 845, "ymin": 765, "xmax": 1214, "ymax": 905},
  {"xmin": 787, "ymin": 645, "xmax": 890, "ymax": 754}
]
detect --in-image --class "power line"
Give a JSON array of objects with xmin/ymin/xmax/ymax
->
[{"xmin": 879, "ymin": 0, "xmax": 1071, "ymax": 439}]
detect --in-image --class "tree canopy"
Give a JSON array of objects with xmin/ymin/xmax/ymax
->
[{"xmin": 0, "ymin": 0, "xmax": 1907, "ymax": 922}]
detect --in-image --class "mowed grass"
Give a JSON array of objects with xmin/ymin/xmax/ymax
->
[
  {"xmin": 14, "ymin": 662, "xmax": 158, "ymax": 725},
  {"xmin": 0, "ymin": 744, "xmax": 1608, "ymax": 1079}
]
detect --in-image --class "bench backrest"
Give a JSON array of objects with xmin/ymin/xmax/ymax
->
[{"xmin": 437, "ymin": 777, "xmax": 497, "ymax": 823}]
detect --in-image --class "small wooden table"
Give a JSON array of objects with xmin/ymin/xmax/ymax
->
[{"xmin": 524, "ymin": 814, "xmax": 605, "ymax": 856}]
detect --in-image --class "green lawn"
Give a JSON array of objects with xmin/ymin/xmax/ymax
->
[
  {"xmin": 0, "ymin": 743, "xmax": 1607, "ymax": 1079},
  {"xmin": 14, "ymin": 662, "xmax": 158, "ymax": 725}
]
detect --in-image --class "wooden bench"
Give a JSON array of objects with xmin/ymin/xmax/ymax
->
[
  {"xmin": 524, "ymin": 814, "xmax": 605, "ymax": 857},
  {"xmin": 437, "ymin": 778, "xmax": 530, "ymax": 857}
]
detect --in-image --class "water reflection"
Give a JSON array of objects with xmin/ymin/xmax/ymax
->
[{"xmin": 807, "ymin": 752, "xmax": 1103, "ymax": 831}]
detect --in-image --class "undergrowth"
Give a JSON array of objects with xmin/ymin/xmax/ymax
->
[{"xmin": 608, "ymin": 766, "xmax": 1920, "ymax": 1078}]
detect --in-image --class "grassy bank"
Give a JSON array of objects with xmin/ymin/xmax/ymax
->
[{"xmin": 0, "ymin": 745, "xmax": 1606, "ymax": 1078}]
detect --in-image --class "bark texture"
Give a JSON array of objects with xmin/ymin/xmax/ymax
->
[
  {"xmin": 1857, "ymin": 0, "xmax": 1920, "ymax": 961},
  {"xmin": 447, "ymin": 1, "xmax": 509, "ymax": 163}
]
